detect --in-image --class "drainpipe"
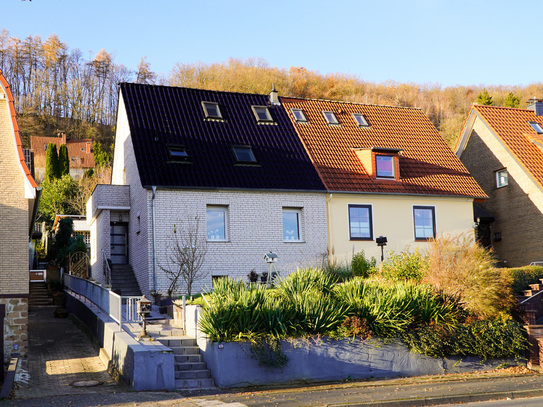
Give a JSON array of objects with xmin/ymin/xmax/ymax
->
[{"xmin": 151, "ymin": 186, "xmax": 157, "ymax": 293}]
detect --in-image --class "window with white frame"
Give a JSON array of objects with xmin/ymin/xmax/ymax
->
[
  {"xmin": 496, "ymin": 169, "xmax": 508, "ymax": 188},
  {"xmin": 283, "ymin": 208, "xmax": 302, "ymax": 242},
  {"xmin": 322, "ymin": 111, "xmax": 339, "ymax": 125},
  {"xmin": 348, "ymin": 204, "xmax": 373, "ymax": 240},
  {"xmin": 207, "ymin": 205, "xmax": 228, "ymax": 241},
  {"xmin": 413, "ymin": 206, "xmax": 435, "ymax": 240},
  {"xmin": 529, "ymin": 121, "xmax": 543, "ymax": 134},
  {"xmin": 202, "ymin": 101, "xmax": 222, "ymax": 119},
  {"xmin": 252, "ymin": 106, "xmax": 273, "ymax": 122},
  {"xmin": 291, "ymin": 108, "xmax": 307, "ymax": 123},
  {"xmin": 353, "ymin": 113, "xmax": 369, "ymax": 127}
]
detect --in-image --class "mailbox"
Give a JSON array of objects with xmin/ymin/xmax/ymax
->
[{"xmin": 137, "ymin": 296, "xmax": 152, "ymax": 316}]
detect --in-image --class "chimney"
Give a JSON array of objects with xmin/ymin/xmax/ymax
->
[
  {"xmin": 269, "ymin": 83, "xmax": 280, "ymax": 105},
  {"xmin": 527, "ymin": 98, "xmax": 543, "ymax": 116},
  {"xmin": 86, "ymin": 142, "xmax": 91, "ymax": 153}
]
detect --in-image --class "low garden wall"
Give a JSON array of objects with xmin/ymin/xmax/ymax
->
[
  {"xmin": 201, "ymin": 337, "xmax": 520, "ymax": 388},
  {"xmin": 184, "ymin": 304, "xmax": 521, "ymax": 388}
]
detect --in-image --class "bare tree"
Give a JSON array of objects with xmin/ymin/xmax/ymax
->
[{"xmin": 160, "ymin": 217, "xmax": 208, "ymax": 298}]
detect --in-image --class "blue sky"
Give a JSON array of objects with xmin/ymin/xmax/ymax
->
[{"xmin": 3, "ymin": 0, "xmax": 540, "ymax": 87}]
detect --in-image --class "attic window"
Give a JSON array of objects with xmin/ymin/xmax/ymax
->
[
  {"xmin": 353, "ymin": 113, "xmax": 369, "ymax": 127},
  {"xmin": 168, "ymin": 145, "xmax": 190, "ymax": 163},
  {"xmin": 323, "ymin": 111, "xmax": 339, "ymax": 125},
  {"xmin": 252, "ymin": 106, "xmax": 273, "ymax": 122},
  {"xmin": 529, "ymin": 121, "xmax": 543, "ymax": 134},
  {"xmin": 375, "ymin": 155, "xmax": 395, "ymax": 178},
  {"xmin": 291, "ymin": 108, "xmax": 307, "ymax": 123},
  {"xmin": 232, "ymin": 145, "xmax": 258, "ymax": 164},
  {"xmin": 202, "ymin": 101, "xmax": 222, "ymax": 119}
]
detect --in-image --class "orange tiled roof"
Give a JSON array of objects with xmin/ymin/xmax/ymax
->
[
  {"xmin": 470, "ymin": 104, "xmax": 543, "ymax": 188},
  {"xmin": 281, "ymin": 97, "xmax": 486, "ymax": 198}
]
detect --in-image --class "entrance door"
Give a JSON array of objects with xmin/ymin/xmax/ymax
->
[{"xmin": 110, "ymin": 222, "xmax": 128, "ymax": 265}]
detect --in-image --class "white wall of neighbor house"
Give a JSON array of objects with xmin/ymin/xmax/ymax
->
[
  {"xmin": 150, "ymin": 189, "xmax": 328, "ymax": 295},
  {"xmin": 327, "ymin": 193, "xmax": 475, "ymax": 266}
]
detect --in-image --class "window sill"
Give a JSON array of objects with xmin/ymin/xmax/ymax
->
[
  {"xmin": 414, "ymin": 238, "xmax": 433, "ymax": 242},
  {"xmin": 207, "ymin": 239, "xmax": 230, "ymax": 243},
  {"xmin": 283, "ymin": 240, "xmax": 305, "ymax": 243},
  {"xmin": 349, "ymin": 238, "xmax": 374, "ymax": 241}
]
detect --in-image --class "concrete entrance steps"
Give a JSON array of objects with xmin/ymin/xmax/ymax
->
[
  {"xmin": 146, "ymin": 323, "xmax": 215, "ymax": 390},
  {"xmin": 29, "ymin": 282, "xmax": 52, "ymax": 306},
  {"xmin": 110, "ymin": 264, "xmax": 142, "ymax": 296}
]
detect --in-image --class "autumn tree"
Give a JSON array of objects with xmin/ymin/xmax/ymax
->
[
  {"xmin": 136, "ymin": 57, "xmax": 156, "ymax": 84},
  {"xmin": 476, "ymin": 89, "xmax": 493, "ymax": 105},
  {"xmin": 58, "ymin": 143, "xmax": 69, "ymax": 176}
]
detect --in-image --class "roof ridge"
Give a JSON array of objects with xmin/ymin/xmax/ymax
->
[
  {"xmin": 280, "ymin": 95, "xmax": 423, "ymax": 110},
  {"xmin": 120, "ymin": 82, "xmax": 274, "ymax": 99},
  {"xmin": 474, "ymin": 103, "xmax": 533, "ymax": 112}
]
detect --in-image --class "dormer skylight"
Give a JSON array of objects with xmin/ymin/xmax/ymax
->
[
  {"xmin": 323, "ymin": 111, "xmax": 339, "ymax": 125},
  {"xmin": 252, "ymin": 106, "xmax": 273, "ymax": 123},
  {"xmin": 168, "ymin": 145, "xmax": 190, "ymax": 163},
  {"xmin": 291, "ymin": 108, "xmax": 307, "ymax": 123},
  {"xmin": 232, "ymin": 145, "xmax": 258, "ymax": 164},
  {"xmin": 353, "ymin": 113, "xmax": 369, "ymax": 127},
  {"xmin": 529, "ymin": 121, "xmax": 543, "ymax": 134},
  {"xmin": 202, "ymin": 101, "xmax": 222, "ymax": 120}
]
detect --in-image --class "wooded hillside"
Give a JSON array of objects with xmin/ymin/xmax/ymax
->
[{"xmin": 2, "ymin": 30, "xmax": 542, "ymax": 149}]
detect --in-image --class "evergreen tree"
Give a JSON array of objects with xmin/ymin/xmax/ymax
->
[
  {"xmin": 58, "ymin": 143, "xmax": 69, "ymax": 176},
  {"xmin": 504, "ymin": 92, "xmax": 520, "ymax": 108},
  {"xmin": 92, "ymin": 141, "xmax": 111, "ymax": 167},
  {"xmin": 476, "ymin": 89, "xmax": 493, "ymax": 105},
  {"xmin": 44, "ymin": 142, "xmax": 60, "ymax": 183}
]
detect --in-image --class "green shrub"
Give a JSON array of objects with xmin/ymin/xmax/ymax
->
[
  {"xmin": 351, "ymin": 251, "xmax": 376, "ymax": 277},
  {"xmin": 508, "ymin": 266, "xmax": 543, "ymax": 295},
  {"xmin": 275, "ymin": 268, "xmax": 336, "ymax": 298},
  {"xmin": 403, "ymin": 316, "xmax": 528, "ymax": 359},
  {"xmin": 380, "ymin": 249, "xmax": 427, "ymax": 282},
  {"xmin": 325, "ymin": 263, "xmax": 353, "ymax": 283}
]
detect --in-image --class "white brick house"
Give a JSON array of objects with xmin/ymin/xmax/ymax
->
[{"xmin": 88, "ymin": 84, "xmax": 327, "ymax": 296}]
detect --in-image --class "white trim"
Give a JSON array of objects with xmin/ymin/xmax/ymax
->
[
  {"xmin": 282, "ymin": 207, "xmax": 303, "ymax": 242},
  {"xmin": 206, "ymin": 205, "xmax": 229, "ymax": 242}
]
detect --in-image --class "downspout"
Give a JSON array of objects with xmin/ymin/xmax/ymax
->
[{"xmin": 151, "ymin": 186, "xmax": 157, "ymax": 293}]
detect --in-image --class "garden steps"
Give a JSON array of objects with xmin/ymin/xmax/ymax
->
[
  {"xmin": 154, "ymin": 334, "xmax": 215, "ymax": 390},
  {"xmin": 523, "ymin": 289, "xmax": 541, "ymax": 297},
  {"xmin": 29, "ymin": 282, "xmax": 53, "ymax": 307}
]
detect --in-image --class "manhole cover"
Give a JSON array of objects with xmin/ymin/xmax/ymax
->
[{"xmin": 70, "ymin": 380, "xmax": 103, "ymax": 387}]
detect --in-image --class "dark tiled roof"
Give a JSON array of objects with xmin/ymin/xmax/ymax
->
[
  {"xmin": 120, "ymin": 83, "xmax": 325, "ymax": 191},
  {"xmin": 281, "ymin": 97, "xmax": 487, "ymax": 198}
]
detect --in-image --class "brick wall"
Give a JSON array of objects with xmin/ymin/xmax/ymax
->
[{"xmin": 461, "ymin": 122, "xmax": 543, "ymax": 266}]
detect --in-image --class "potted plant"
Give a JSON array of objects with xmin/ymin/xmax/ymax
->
[{"xmin": 247, "ymin": 269, "xmax": 259, "ymax": 284}]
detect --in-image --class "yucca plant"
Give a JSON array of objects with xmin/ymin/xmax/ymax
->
[{"xmin": 275, "ymin": 267, "xmax": 336, "ymax": 299}]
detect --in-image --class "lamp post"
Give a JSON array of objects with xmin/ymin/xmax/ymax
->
[
  {"xmin": 376, "ymin": 236, "xmax": 387, "ymax": 262},
  {"xmin": 263, "ymin": 251, "xmax": 278, "ymax": 287},
  {"xmin": 136, "ymin": 295, "xmax": 152, "ymax": 339}
]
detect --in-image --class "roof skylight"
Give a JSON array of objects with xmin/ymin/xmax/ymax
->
[
  {"xmin": 291, "ymin": 108, "xmax": 307, "ymax": 123},
  {"xmin": 252, "ymin": 106, "xmax": 273, "ymax": 122},
  {"xmin": 202, "ymin": 101, "xmax": 222, "ymax": 119},
  {"xmin": 353, "ymin": 113, "xmax": 369, "ymax": 127},
  {"xmin": 232, "ymin": 145, "xmax": 258, "ymax": 164},
  {"xmin": 529, "ymin": 121, "xmax": 543, "ymax": 134},
  {"xmin": 168, "ymin": 145, "xmax": 190, "ymax": 163},
  {"xmin": 322, "ymin": 111, "xmax": 339, "ymax": 125}
]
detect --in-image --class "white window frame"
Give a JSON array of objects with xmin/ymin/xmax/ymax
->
[
  {"xmin": 496, "ymin": 169, "xmax": 508, "ymax": 188},
  {"xmin": 251, "ymin": 106, "xmax": 273, "ymax": 122},
  {"xmin": 282, "ymin": 208, "xmax": 303, "ymax": 242},
  {"xmin": 202, "ymin": 101, "xmax": 222, "ymax": 119},
  {"xmin": 322, "ymin": 111, "xmax": 339, "ymax": 125},
  {"xmin": 291, "ymin": 108, "xmax": 307, "ymax": 123},
  {"xmin": 353, "ymin": 113, "xmax": 369, "ymax": 127},
  {"xmin": 529, "ymin": 121, "xmax": 543, "ymax": 134},
  {"xmin": 413, "ymin": 205, "xmax": 436, "ymax": 241},
  {"xmin": 348, "ymin": 204, "xmax": 374, "ymax": 240},
  {"xmin": 206, "ymin": 205, "xmax": 228, "ymax": 242}
]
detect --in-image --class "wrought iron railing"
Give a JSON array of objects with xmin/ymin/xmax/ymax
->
[{"xmin": 102, "ymin": 249, "xmax": 111, "ymax": 286}]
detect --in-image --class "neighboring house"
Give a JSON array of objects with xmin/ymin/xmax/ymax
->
[
  {"xmin": 30, "ymin": 134, "xmax": 95, "ymax": 179},
  {"xmin": 456, "ymin": 100, "xmax": 543, "ymax": 267},
  {"xmin": 52, "ymin": 214, "xmax": 91, "ymax": 253},
  {"xmin": 281, "ymin": 97, "xmax": 487, "ymax": 264},
  {"xmin": 87, "ymin": 84, "xmax": 327, "ymax": 295},
  {"xmin": 0, "ymin": 70, "xmax": 40, "ymax": 361}
]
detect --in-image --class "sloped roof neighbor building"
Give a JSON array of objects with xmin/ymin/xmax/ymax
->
[
  {"xmin": 281, "ymin": 97, "xmax": 486, "ymax": 264},
  {"xmin": 0, "ymin": 70, "xmax": 40, "ymax": 361},
  {"xmin": 88, "ymin": 84, "xmax": 327, "ymax": 296},
  {"xmin": 456, "ymin": 101, "xmax": 543, "ymax": 266}
]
